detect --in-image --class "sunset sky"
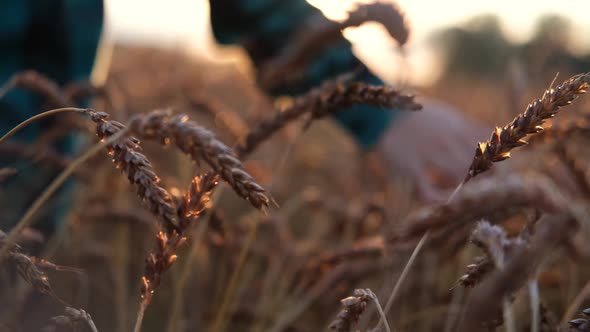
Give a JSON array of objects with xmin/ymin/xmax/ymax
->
[{"xmin": 105, "ymin": 0, "xmax": 590, "ymax": 84}]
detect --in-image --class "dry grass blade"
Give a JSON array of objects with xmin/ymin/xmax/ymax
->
[
  {"xmin": 237, "ymin": 79, "xmax": 421, "ymax": 157},
  {"xmin": 0, "ymin": 141, "xmax": 92, "ymax": 180},
  {"xmin": 466, "ymin": 73, "xmax": 590, "ymax": 181},
  {"xmin": 128, "ymin": 110, "xmax": 270, "ymax": 210},
  {"xmin": 89, "ymin": 111, "xmax": 179, "ymax": 231}
]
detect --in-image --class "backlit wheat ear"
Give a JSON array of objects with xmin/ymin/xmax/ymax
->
[
  {"xmin": 141, "ymin": 173, "xmax": 218, "ymax": 305},
  {"xmin": 466, "ymin": 73, "xmax": 590, "ymax": 181},
  {"xmin": 128, "ymin": 110, "xmax": 270, "ymax": 210},
  {"xmin": 393, "ymin": 175, "xmax": 567, "ymax": 242},
  {"xmin": 237, "ymin": 79, "xmax": 421, "ymax": 157},
  {"xmin": 89, "ymin": 111, "xmax": 179, "ymax": 231}
]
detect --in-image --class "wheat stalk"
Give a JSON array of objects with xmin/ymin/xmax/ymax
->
[{"xmin": 237, "ymin": 79, "xmax": 421, "ymax": 157}]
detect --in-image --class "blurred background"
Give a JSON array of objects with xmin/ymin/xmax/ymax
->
[
  {"xmin": 3, "ymin": 1, "xmax": 590, "ymax": 331},
  {"xmin": 105, "ymin": 0, "xmax": 590, "ymax": 85}
]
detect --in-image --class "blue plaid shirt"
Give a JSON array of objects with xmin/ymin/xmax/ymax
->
[
  {"xmin": 0, "ymin": 0, "xmax": 103, "ymax": 233},
  {"xmin": 209, "ymin": 0, "xmax": 397, "ymax": 149}
]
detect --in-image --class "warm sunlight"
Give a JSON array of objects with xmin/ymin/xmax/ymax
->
[{"xmin": 105, "ymin": 0, "xmax": 590, "ymax": 85}]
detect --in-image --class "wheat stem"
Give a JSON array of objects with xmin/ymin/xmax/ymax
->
[
  {"xmin": 0, "ymin": 107, "xmax": 88, "ymax": 144},
  {"xmin": 0, "ymin": 127, "xmax": 128, "ymax": 261},
  {"xmin": 133, "ymin": 302, "xmax": 148, "ymax": 332}
]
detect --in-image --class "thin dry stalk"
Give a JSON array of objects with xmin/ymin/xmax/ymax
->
[
  {"xmin": 128, "ymin": 110, "xmax": 270, "ymax": 210},
  {"xmin": 466, "ymin": 73, "xmax": 590, "ymax": 181},
  {"xmin": 0, "ymin": 127, "xmax": 128, "ymax": 261},
  {"xmin": 0, "ymin": 107, "xmax": 88, "ymax": 145},
  {"xmin": 210, "ymin": 217, "xmax": 259, "ymax": 332},
  {"xmin": 329, "ymin": 289, "xmax": 371, "ymax": 332},
  {"xmin": 563, "ymin": 280, "xmax": 590, "ymax": 324},
  {"xmin": 529, "ymin": 280, "xmax": 540, "ymax": 332},
  {"xmin": 269, "ymin": 259, "xmax": 390, "ymax": 332},
  {"xmin": 0, "ymin": 141, "xmax": 92, "ymax": 180},
  {"xmin": 236, "ymin": 79, "xmax": 421, "ymax": 157}
]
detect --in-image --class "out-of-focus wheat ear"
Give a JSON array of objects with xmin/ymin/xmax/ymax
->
[
  {"xmin": 329, "ymin": 289, "xmax": 371, "ymax": 332},
  {"xmin": 527, "ymin": 115, "xmax": 590, "ymax": 146},
  {"xmin": 470, "ymin": 221, "xmax": 520, "ymax": 269},
  {"xmin": 466, "ymin": 73, "xmax": 590, "ymax": 182},
  {"xmin": 345, "ymin": 1, "xmax": 409, "ymax": 46},
  {"xmin": 43, "ymin": 307, "xmax": 99, "ymax": 332},
  {"xmin": 259, "ymin": 1, "xmax": 409, "ymax": 88},
  {"xmin": 555, "ymin": 143, "xmax": 590, "ymax": 198},
  {"xmin": 10, "ymin": 252, "xmax": 53, "ymax": 295},
  {"xmin": 454, "ymin": 255, "xmax": 494, "ymax": 289},
  {"xmin": 569, "ymin": 317, "xmax": 590, "ymax": 332},
  {"xmin": 0, "ymin": 70, "xmax": 71, "ymax": 106},
  {"xmin": 128, "ymin": 110, "xmax": 270, "ymax": 211},
  {"xmin": 89, "ymin": 111, "xmax": 179, "ymax": 231},
  {"xmin": 393, "ymin": 175, "xmax": 567, "ymax": 242},
  {"xmin": 459, "ymin": 214, "xmax": 578, "ymax": 331},
  {"xmin": 237, "ymin": 80, "xmax": 421, "ymax": 157}
]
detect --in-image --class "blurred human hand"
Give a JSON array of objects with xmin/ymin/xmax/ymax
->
[{"xmin": 376, "ymin": 98, "xmax": 490, "ymax": 202}]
